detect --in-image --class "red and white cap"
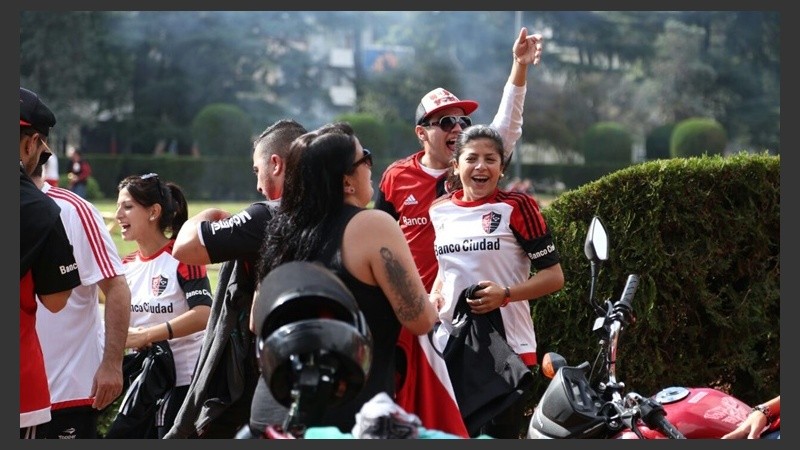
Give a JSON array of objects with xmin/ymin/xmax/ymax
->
[{"xmin": 415, "ymin": 88, "xmax": 478, "ymax": 125}]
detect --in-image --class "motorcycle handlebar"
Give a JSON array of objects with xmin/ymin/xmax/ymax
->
[
  {"xmin": 613, "ymin": 274, "xmax": 639, "ymax": 321},
  {"xmin": 636, "ymin": 395, "xmax": 686, "ymax": 439},
  {"xmin": 650, "ymin": 413, "xmax": 686, "ymax": 439}
]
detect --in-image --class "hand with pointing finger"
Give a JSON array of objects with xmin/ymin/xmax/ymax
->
[{"xmin": 513, "ymin": 27, "xmax": 544, "ymax": 66}]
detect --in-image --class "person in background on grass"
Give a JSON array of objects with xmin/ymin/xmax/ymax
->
[
  {"xmin": 114, "ymin": 173, "xmax": 212, "ymax": 438},
  {"xmin": 31, "ymin": 164, "xmax": 131, "ymax": 439},
  {"xmin": 248, "ymin": 122, "xmax": 438, "ymax": 435},
  {"xmin": 165, "ymin": 119, "xmax": 308, "ymax": 438},
  {"xmin": 20, "ymin": 86, "xmax": 81, "ymax": 439},
  {"xmin": 373, "ymin": 27, "xmax": 544, "ymax": 436},
  {"xmin": 67, "ymin": 147, "xmax": 92, "ymax": 199},
  {"xmin": 722, "ymin": 395, "xmax": 780, "ymax": 439},
  {"xmin": 429, "ymin": 124, "xmax": 564, "ymax": 438}
]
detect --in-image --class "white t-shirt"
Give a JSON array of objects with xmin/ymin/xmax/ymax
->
[{"xmin": 36, "ymin": 184, "xmax": 124, "ymax": 410}]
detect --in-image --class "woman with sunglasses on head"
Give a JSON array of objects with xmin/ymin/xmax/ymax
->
[
  {"xmin": 247, "ymin": 122, "xmax": 438, "ymax": 435},
  {"xmin": 112, "ymin": 173, "xmax": 212, "ymax": 438},
  {"xmin": 428, "ymin": 125, "xmax": 564, "ymax": 438}
]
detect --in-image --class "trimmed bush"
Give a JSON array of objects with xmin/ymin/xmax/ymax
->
[
  {"xmin": 645, "ymin": 123, "xmax": 676, "ymax": 160},
  {"xmin": 579, "ymin": 121, "xmax": 633, "ymax": 165},
  {"xmin": 670, "ymin": 117, "xmax": 727, "ymax": 157},
  {"xmin": 191, "ymin": 103, "xmax": 254, "ymax": 157},
  {"xmin": 335, "ymin": 113, "xmax": 388, "ymax": 154}
]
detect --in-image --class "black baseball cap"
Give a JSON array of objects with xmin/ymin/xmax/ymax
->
[{"xmin": 20, "ymin": 87, "xmax": 56, "ymax": 137}]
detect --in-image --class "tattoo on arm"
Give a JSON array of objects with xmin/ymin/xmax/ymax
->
[{"xmin": 380, "ymin": 247, "xmax": 425, "ymax": 322}]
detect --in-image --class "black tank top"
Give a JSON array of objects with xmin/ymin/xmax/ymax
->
[
  {"xmin": 315, "ymin": 204, "xmax": 401, "ymax": 431},
  {"xmin": 249, "ymin": 204, "xmax": 402, "ymax": 433}
]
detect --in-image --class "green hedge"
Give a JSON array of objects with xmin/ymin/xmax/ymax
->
[
  {"xmin": 531, "ymin": 152, "xmax": 779, "ymax": 407},
  {"xmin": 645, "ymin": 123, "xmax": 676, "ymax": 160},
  {"xmin": 83, "ymin": 154, "xmax": 261, "ymax": 202},
  {"xmin": 579, "ymin": 121, "xmax": 633, "ymax": 164},
  {"xmin": 191, "ymin": 103, "xmax": 254, "ymax": 158},
  {"xmin": 671, "ymin": 117, "xmax": 727, "ymax": 157}
]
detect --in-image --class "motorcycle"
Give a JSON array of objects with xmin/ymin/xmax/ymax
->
[{"xmin": 526, "ymin": 216, "xmax": 756, "ymax": 439}]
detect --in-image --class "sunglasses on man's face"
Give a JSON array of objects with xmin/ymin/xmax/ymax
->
[
  {"xmin": 37, "ymin": 151, "xmax": 52, "ymax": 167},
  {"xmin": 422, "ymin": 115, "xmax": 472, "ymax": 133}
]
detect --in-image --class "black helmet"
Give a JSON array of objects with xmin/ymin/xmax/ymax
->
[{"xmin": 252, "ymin": 261, "xmax": 372, "ymax": 408}]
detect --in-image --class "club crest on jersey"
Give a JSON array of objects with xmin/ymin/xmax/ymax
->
[
  {"xmin": 482, "ymin": 211, "xmax": 501, "ymax": 234},
  {"xmin": 151, "ymin": 275, "xmax": 168, "ymax": 296}
]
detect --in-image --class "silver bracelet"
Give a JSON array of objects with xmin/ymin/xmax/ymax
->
[{"xmin": 752, "ymin": 404, "xmax": 774, "ymax": 424}]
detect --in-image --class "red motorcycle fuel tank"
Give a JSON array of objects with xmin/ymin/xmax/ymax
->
[{"xmin": 617, "ymin": 387, "xmax": 752, "ymax": 439}]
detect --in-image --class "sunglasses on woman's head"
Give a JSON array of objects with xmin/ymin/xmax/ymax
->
[
  {"xmin": 139, "ymin": 172, "xmax": 164, "ymax": 203},
  {"xmin": 422, "ymin": 115, "xmax": 472, "ymax": 133}
]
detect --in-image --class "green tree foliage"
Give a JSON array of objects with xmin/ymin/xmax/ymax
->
[
  {"xmin": 671, "ymin": 117, "xmax": 727, "ymax": 157},
  {"xmin": 708, "ymin": 12, "xmax": 780, "ymax": 153},
  {"xmin": 21, "ymin": 11, "xmax": 779, "ymax": 160},
  {"xmin": 191, "ymin": 103, "xmax": 253, "ymax": 157},
  {"xmin": 645, "ymin": 123, "xmax": 675, "ymax": 160},
  {"xmin": 649, "ymin": 20, "xmax": 724, "ymax": 122},
  {"xmin": 579, "ymin": 121, "xmax": 632, "ymax": 164},
  {"xmin": 522, "ymin": 79, "xmax": 579, "ymax": 152},
  {"xmin": 537, "ymin": 11, "xmax": 661, "ymax": 75},
  {"xmin": 20, "ymin": 11, "xmax": 133, "ymax": 145}
]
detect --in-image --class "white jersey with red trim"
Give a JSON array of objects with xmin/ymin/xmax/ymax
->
[
  {"xmin": 123, "ymin": 241, "xmax": 211, "ymax": 387},
  {"xmin": 36, "ymin": 184, "xmax": 124, "ymax": 410},
  {"xmin": 429, "ymin": 189, "xmax": 560, "ymax": 363}
]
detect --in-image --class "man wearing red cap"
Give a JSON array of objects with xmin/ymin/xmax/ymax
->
[
  {"xmin": 19, "ymin": 86, "xmax": 81, "ymax": 438},
  {"xmin": 373, "ymin": 28, "xmax": 543, "ymax": 437}
]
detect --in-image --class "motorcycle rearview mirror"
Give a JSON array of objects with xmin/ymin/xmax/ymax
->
[
  {"xmin": 585, "ymin": 216, "xmax": 609, "ymax": 313},
  {"xmin": 584, "ymin": 216, "xmax": 609, "ymax": 262}
]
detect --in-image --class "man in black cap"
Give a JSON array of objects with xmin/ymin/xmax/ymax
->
[{"xmin": 20, "ymin": 86, "xmax": 81, "ymax": 438}]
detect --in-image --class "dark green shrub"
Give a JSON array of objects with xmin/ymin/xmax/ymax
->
[
  {"xmin": 670, "ymin": 117, "xmax": 727, "ymax": 157},
  {"xmin": 335, "ymin": 113, "xmax": 388, "ymax": 154},
  {"xmin": 86, "ymin": 176, "xmax": 105, "ymax": 200},
  {"xmin": 191, "ymin": 103, "xmax": 254, "ymax": 158},
  {"xmin": 384, "ymin": 119, "xmax": 419, "ymax": 161},
  {"xmin": 530, "ymin": 152, "xmax": 779, "ymax": 409},
  {"xmin": 335, "ymin": 113, "xmax": 415, "ymax": 181},
  {"xmin": 645, "ymin": 123, "xmax": 676, "ymax": 160},
  {"xmin": 579, "ymin": 121, "xmax": 632, "ymax": 165}
]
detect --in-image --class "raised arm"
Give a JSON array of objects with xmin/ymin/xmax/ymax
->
[{"xmin": 492, "ymin": 27, "xmax": 544, "ymax": 161}]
